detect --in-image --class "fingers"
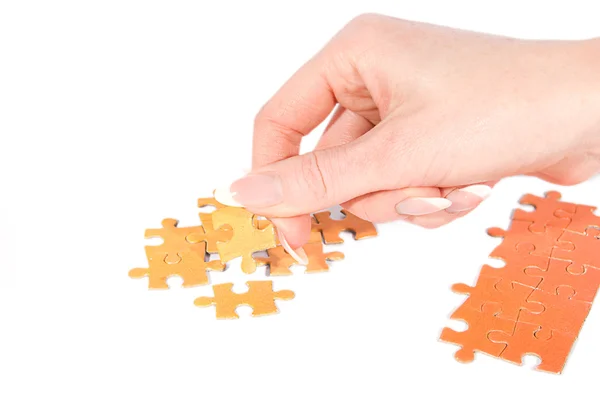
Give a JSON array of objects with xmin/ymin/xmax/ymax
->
[
  {"xmin": 252, "ymin": 51, "xmax": 336, "ymax": 169},
  {"xmin": 314, "ymin": 106, "xmax": 374, "ymax": 150},
  {"xmin": 341, "ymin": 182, "xmax": 496, "ymax": 228},
  {"xmin": 231, "ymin": 129, "xmax": 389, "ymax": 218}
]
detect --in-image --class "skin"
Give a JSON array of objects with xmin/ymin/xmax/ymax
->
[{"xmin": 233, "ymin": 13, "xmax": 600, "ymax": 248}]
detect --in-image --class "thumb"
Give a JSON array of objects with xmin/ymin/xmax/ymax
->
[{"xmin": 227, "ymin": 136, "xmax": 387, "ymax": 217}]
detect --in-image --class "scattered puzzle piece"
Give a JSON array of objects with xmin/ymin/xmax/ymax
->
[
  {"xmin": 211, "ymin": 207, "xmax": 278, "ymax": 274},
  {"xmin": 193, "ymin": 280, "xmax": 295, "ymax": 319},
  {"xmin": 256, "ymin": 242, "xmax": 345, "ymax": 276},
  {"xmin": 517, "ymin": 285, "xmax": 592, "ymax": 337},
  {"xmin": 512, "ymin": 191, "xmax": 576, "ymax": 232},
  {"xmin": 440, "ymin": 301, "xmax": 516, "ymax": 362},
  {"xmin": 451, "ymin": 274, "xmax": 542, "ymax": 322},
  {"xmin": 524, "ymin": 257, "xmax": 600, "ymax": 303},
  {"xmin": 488, "ymin": 322, "xmax": 573, "ymax": 374},
  {"xmin": 193, "ymin": 198, "xmax": 233, "ymax": 253},
  {"xmin": 129, "ymin": 243, "xmax": 224, "ymax": 289},
  {"xmin": 312, "ymin": 209, "xmax": 377, "ymax": 244},
  {"xmin": 144, "ymin": 218, "xmax": 206, "ymax": 263}
]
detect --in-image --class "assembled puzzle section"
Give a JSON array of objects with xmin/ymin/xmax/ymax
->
[
  {"xmin": 129, "ymin": 195, "xmax": 378, "ymax": 319},
  {"xmin": 440, "ymin": 191, "xmax": 600, "ymax": 374}
]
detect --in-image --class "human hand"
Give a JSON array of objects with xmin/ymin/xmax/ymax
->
[{"xmin": 225, "ymin": 14, "xmax": 600, "ymax": 249}]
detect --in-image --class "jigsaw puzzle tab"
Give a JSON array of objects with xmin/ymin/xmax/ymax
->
[
  {"xmin": 524, "ymin": 257, "xmax": 600, "ymax": 303},
  {"xmin": 211, "ymin": 207, "xmax": 278, "ymax": 274},
  {"xmin": 144, "ymin": 218, "xmax": 206, "ymax": 263},
  {"xmin": 478, "ymin": 263, "xmax": 544, "ymax": 289},
  {"xmin": 553, "ymin": 228, "xmax": 600, "ymax": 270},
  {"xmin": 488, "ymin": 322, "xmax": 573, "ymax": 374},
  {"xmin": 256, "ymin": 242, "xmax": 344, "ymax": 276},
  {"xmin": 558, "ymin": 204, "xmax": 600, "ymax": 235},
  {"xmin": 312, "ymin": 209, "xmax": 377, "ymax": 244},
  {"xmin": 451, "ymin": 274, "xmax": 541, "ymax": 322},
  {"xmin": 440, "ymin": 301, "xmax": 516, "ymax": 363},
  {"xmin": 193, "ymin": 280, "xmax": 295, "ymax": 319},
  {"xmin": 487, "ymin": 219, "xmax": 566, "ymax": 260},
  {"xmin": 130, "ymin": 243, "xmax": 224, "ymax": 289},
  {"xmin": 512, "ymin": 191, "xmax": 576, "ymax": 233},
  {"xmin": 517, "ymin": 286, "xmax": 592, "ymax": 337}
]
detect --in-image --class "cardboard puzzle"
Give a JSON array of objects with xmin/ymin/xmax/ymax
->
[
  {"xmin": 440, "ymin": 190, "xmax": 600, "ymax": 374},
  {"xmin": 193, "ymin": 280, "xmax": 295, "ymax": 319},
  {"xmin": 129, "ymin": 194, "xmax": 378, "ymax": 319}
]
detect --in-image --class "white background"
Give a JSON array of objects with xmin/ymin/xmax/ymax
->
[{"xmin": 1, "ymin": 1, "xmax": 600, "ymax": 397}]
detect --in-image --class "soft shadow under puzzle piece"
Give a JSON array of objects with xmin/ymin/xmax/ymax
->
[
  {"xmin": 211, "ymin": 207, "xmax": 278, "ymax": 274},
  {"xmin": 512, "ymin": 191, "xmax": 576, "ymax": 232},
  {"xmin": 194, "ymin": 280, "xmax": 295, "ymax": 319},
  {"xmin": 488, "ymin": 322, "xmax": 574, "ymax": 374},
  {"xmin": 129, "ymin": 244, "xmax": 224, "ymax": 289},
  {"xmin": 312, "ymin": 209, "xmax": 377, "ymax": 244},
  {"xmin": 439, "ymin": 302, "xmax": 516, "ymax": 362},
  {"xmin": 256, "ymin": 242, "xmax": 344, "ymax": 276}
]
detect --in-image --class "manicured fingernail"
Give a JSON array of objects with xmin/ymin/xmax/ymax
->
[
  {"xmin": 229, "ymin": 173, "xmax": 283, "ymax": 208},
  {"xmin": 395, "ymin": 197, "xmax": 452, "ymax": 216},
  {"xmin": 445, "ymin": 184, "xmax": 492, "ymax": 213},
  {"xmin": 277, "ymin": 228, "xmax": 309, "ymax": 265}
]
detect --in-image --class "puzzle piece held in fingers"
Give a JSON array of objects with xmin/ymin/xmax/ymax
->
[{"xmin": 211, "ymin": 206, "xmax": 278, "ymax": 274}]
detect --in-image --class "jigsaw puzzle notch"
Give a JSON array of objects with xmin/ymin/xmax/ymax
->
[
  {"xmin": 211, "ymin": 207, "xmax": 278, "ymax": 274},
  {"xmin": 144, "ymin": 218, "xmax": 206, "ymax": 263},
  {"xmin": 488, "ymin": 321, "xmax": 573, "ymax": 374},
  {"xmin": 523, "ymin": 257, "xmax": 600, "ymax": 303},
  {"xmin": 256, "ymin": 242, "xmax": 345, "ymax": 276},
  {"xmin": 312, "ymin": 209, "xmax": 377, "ymax": 244},
  {"xmin": 512, "ymin": 191, "xmax": 576, "ymax": 233},
  {"xmin": 193, "ymin": 281, "xmax": 295, "ymax": 319},
  {"xmin": 439, "ymin": 301, "xmax": 516, "ymax": 363},
  {"xmin": 130, "ymin": 243, "xmax": 224, "ymax": 289}
]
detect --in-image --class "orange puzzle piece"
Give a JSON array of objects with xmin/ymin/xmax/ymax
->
[
  {"xmin": 512, "ymin": 191, "xmax": 577, "ymax": 233},
  {"xmin": 256, "ymin": 242, "xmax": 344, "ymax": 276},
  {"xmin": 553, "ymin": 228, "xmax": 600, "ymax": 270},
  {"xmin": 488, "ymin": 322, "xmax": 574, "ymax": 374},
  {"xmin": 211, "ymin": 206, "xmax": 278, "ymax": 274},
  {"xmin": 451, "ymin": 273, "xmax": 542, "ymax": 322},
  {"xmin": 487, "ymin": 220, "xmax": 568, "ymax": 260},
  {"xmin": 440, "ymin": 301, "xmax": 516, "ymax": 362},
  {"xmin": 312, "ymin": 209, "xmax": 377, "ymax": 244},
  {"xmin": 558, "ymin": 204, "xmax": 600, "ymax": 235},
  {"xmin": 194, "ymin": 280, "xmax": 295, "ymax": 319},
  {"xmin": 517, "ymin": 286, "xmax": 592, "ymax": 337},
  {"xmin": 524, "ymin": 257, "xmax": 600, "ymax": 303},
  {"xmin": 144, "ymin": 218, "xmax": 206, "ymax": 264},
  {"xmin": 129, "ymin": 243, "xmax": 224, "ymax": 289}
]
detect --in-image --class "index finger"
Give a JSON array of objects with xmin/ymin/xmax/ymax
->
[{"xmin": 252, "ymin": 51, "xmax": 337, "ymax": 169}]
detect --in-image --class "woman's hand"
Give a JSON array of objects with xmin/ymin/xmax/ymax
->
[{"xmin": 228, "ymin": 13, "xmax": 600, "ymax": 248}]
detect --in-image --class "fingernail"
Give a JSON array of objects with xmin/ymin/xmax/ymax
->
[
  {"xmin": 277, "ymin": 228, "xmax": 309, "ymax": 265},
  {"xmin": 395, "ymin": 197, "xmax": 452, "ymax": 216},
  {"xmin": 229, "ymin": 173, "xmax": 283, "ymax": 208},
  {"xmin": 445, "ymin": 184, "xmax": 492, "ymax": 213}
]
